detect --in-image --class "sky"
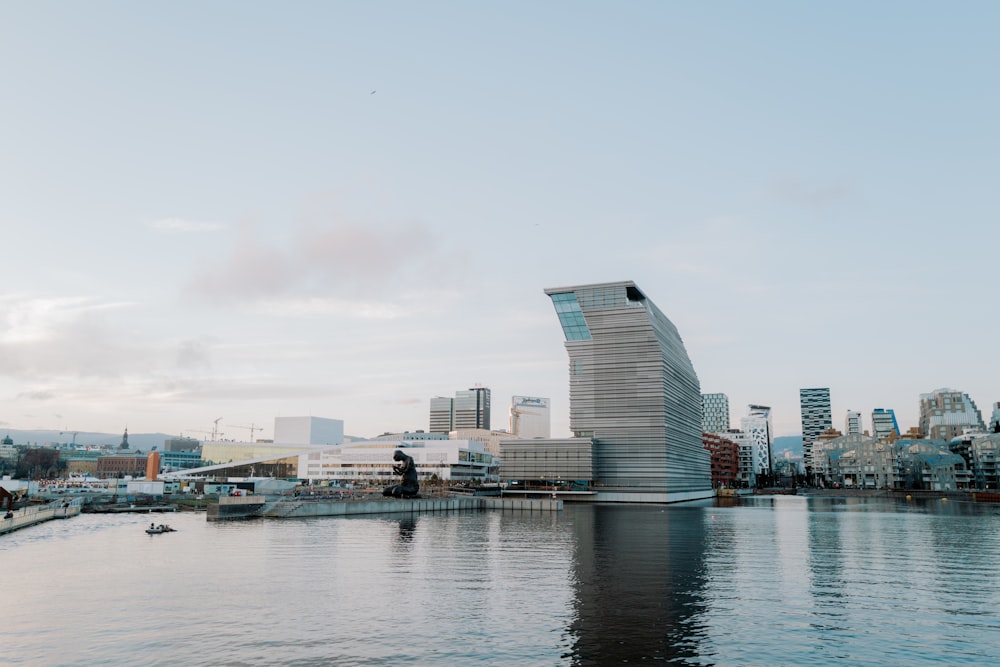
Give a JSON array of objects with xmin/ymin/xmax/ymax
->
[{"xmin": 1, "ymin": 2, "xmax": 998, "ymax": 442}]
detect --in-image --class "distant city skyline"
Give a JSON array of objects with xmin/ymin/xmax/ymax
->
[{"xmin": 1, "ymin": 3, "xmax": 996, "ymax": 440}]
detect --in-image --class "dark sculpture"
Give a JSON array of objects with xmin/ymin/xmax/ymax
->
[{"xmin": 383, "ymin": 449, "xmax": 420, "ymax": 499}]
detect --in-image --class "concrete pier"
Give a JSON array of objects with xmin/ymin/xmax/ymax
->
[
  {"xmin": 0, "ymin": 500, "xmax": 82, "ymax": 535},
  {"xmin": 207, "ymin": 495, "xmax": 562, "ymax": 521}
]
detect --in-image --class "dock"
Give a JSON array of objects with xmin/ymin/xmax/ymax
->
[
  {"xmin": 1, "ymin": 499, "xmax": 82, "ymax": 535},
  {"xmin": 207, "ymin": 495, "xmax": 562, "ymax": 521}
]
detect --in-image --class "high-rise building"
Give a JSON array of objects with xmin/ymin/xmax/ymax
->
[
  {"xmin": 871, "ymin": 408, "xmax": 900, "ymax": 441},
  {"xmin": 845, "ymin": 410, "xmax": 862, "ymax": 435},
  {"xmin": 800, "ymin": 387, "xmax": 832, "ymax": 476},
  {"xmin": 429, "ymin": 396, "xmax": 454, "ymax": 434},
  {"xmin": 454, "ymin": 386, "xmax": 491, "ymax": 430},
  {"xmin": 509, "ymin": 396, "xmax": 551, "ymax": 438},
  {"xmin": 430, "ymin": 387, "xmax": 491, "ymax": 433},
  {"xmin": 989, "ymin": 402, "xmax": 1000, "ymax": 433},
  {"xmin": 701, "ymin": 393, "xmax": 730, "ymax": 433},
  {"xmin": 919, "ymin": 388, "xmax": 986, "ymax": 440},
  {"xmin": 545, "ymin": 281, "xmax": 711, "ymax": 501},
  {"xmin": 741, "ymin": 405, "xmax": 773, "ymax": 481}
]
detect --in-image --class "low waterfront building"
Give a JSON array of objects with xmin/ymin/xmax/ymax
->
[
  {"xmin": 96, "ymin": 453, "xmax": 148, "ymax": 479},
  {"xmin": 812, "ymin": 433, "xmax": 875, "ymax": 485},
  {"xmin": 499, "ymin": 437, "xmax": 595, "ymax": 493},
  {"xmin": 297, "ymin": 439, "xmax": 496, "ymax": 486},
  {"xmin": 831, "ymin": 437, "xmax": 897, "ymax": 489},
  {"xmin": 200, "ymin": 440, "xmax": 321, "ymax": 467},
  {"xmin": 898, "ymin": 441, "xmax": 970, "ymax": 491},
  {"xmin": 702, "ymin": 432, "xmax": 739, "ymax": 489},
  {"xmin": 452, "ymin": 428, "xmax": 508, "ymax": 459},
  {"xmin": 950, "ymin": 431, "xmax": 1000, "ymax": 490},
  {"xmin": 160, "ymin": 450, "xmax": 205, "ymax": 473}
]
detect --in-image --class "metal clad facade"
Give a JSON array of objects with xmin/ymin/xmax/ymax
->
[{"xmin": 545, "ymin": 281, "xmax": 710, "ymax": 495}]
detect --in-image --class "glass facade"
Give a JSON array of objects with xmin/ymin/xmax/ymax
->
[{"xmin": 550, "ymin": 292, "xmax": 592, "ymax": 341}]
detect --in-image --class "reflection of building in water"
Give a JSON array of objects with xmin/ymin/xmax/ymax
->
[
  {"xmin": 566, "ymin": 505, "xmax": 708, "ymax": 663},
  {"xmin": 526, "ymin": 281, "xmax": 711, "ymax": 503}
]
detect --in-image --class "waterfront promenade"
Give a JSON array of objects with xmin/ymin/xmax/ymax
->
[
  {"xmin": 0, "ymin": 499, "xmax": 82, "ymax": 535},
  {"xmin": 208, "ymin": 494, "xmax": 563, "ymax": 520}
]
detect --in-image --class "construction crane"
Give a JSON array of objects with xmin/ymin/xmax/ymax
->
[
  {"xmin": 509, "ymin": 407, "xmax": 541, "ymax": 436},
  {"xmin": 230, "ymin": 423, "xmax": 262, "ymax": 442},
  {"xmin": 212, "ymin": 418, "xmax": 223, "ymax": 441},
  {"xmin": 60, "ymin": 431, "xmax": 79, "ymax": 446}
]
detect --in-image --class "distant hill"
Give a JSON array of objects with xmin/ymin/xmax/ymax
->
[
  {"xmin": 1, "ymin": 429, "xmax": 179, "ymax": 451},
  {"xmin": 772, "ymin": 435, "xmax": 803, "ymax": 457}
]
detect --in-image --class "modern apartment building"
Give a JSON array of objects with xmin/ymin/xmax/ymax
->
[
  {"xmin": 799, "ymin": 387, "xmax": 832, "ymax": 476},
  {"xmin": 544, "ymin": 281, "xmax": 711, "ymax": 501},
  {"xmin": 701, "ymin": 393, "xmax": 730, "ymax": 434},
  {"xmin": 703, "ymin": 431, "xmax": 739, "ymax": 488},
  {"xmin": 845, "ymin": 410, "xmax": 862, "ymax": 436},
  {"xmin": 919, "ymin": 388, "xmax": 986, "ymax": 440},
  {"xmin": 871, "ymin": 408, "xmax": 900, "ymax": 441}
]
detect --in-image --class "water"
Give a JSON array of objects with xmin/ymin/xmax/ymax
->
[{"xmin": 2, "ymin": 496, "xmax": 999, "ymax": 666}]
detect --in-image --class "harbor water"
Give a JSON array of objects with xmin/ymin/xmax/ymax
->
[{"xmin": 3, "ymin": 495, "xmax": 999, "ymax": 666}]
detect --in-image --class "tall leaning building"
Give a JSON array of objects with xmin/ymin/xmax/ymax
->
[{"xmin": 545, "ymin": 281, "xmax": 712, "ymax": 502}]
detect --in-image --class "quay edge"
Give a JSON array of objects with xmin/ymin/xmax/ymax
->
[{"xmin": 207, "ymin": 495, "xmax": 563, "ymax": 521}]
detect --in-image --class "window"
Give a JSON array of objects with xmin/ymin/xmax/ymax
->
[{"xmin": 550, "ymin": 293, "xmax": 592, "ymax": 341}]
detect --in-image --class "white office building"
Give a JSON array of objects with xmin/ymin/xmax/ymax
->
[
  {"xmin": 509, "ymin": 396, "xmax": 551, "ymax": 439},
  {"xmin": 274, "ymin": 417, "xmax": 344, "ymax": 445},
  {"xmin": 297, "ymin": 438, "xmax": 496, "ymax": 485},
  {"xmin": 741, "ymin": 405, "xmax": 773, "ymax": 480}
]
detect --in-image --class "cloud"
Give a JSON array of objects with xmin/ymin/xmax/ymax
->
[
  {"xmin": 187, "ymin": 220, "xmax": 451, "ymax": 314},
  {"xmin": 147, "ymin": 218, "xmax": 227, "ymax": 233},
  {"xmin": 16, "ymin": 390, "xmax": 54, "ymax": 401},
  {"xmin": 0, "ymin": 295, "xmax": 133, "ymax": 345}
]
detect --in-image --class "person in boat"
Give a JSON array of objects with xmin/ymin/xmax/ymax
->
[{"xmin": 382, "ymin": 449, "xmax": 420, "ymax": 499}]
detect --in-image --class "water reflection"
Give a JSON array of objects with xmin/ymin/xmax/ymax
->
[
  {"xmin": 396, "ymin": 515, "xmax": 416, "ymax": 544},
  {"xmin": 565, "ymin": 503, "xmax": 710, "ymax": 665}
]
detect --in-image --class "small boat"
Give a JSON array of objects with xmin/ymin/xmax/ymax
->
[{"xmin": 145, "ymin": 523, "xmax": 176, "ymax": 534}]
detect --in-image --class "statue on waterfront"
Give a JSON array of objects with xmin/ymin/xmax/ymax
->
[{"xmin": 383, "ymin": 449, "xmax": 420, "ymax": 499}]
